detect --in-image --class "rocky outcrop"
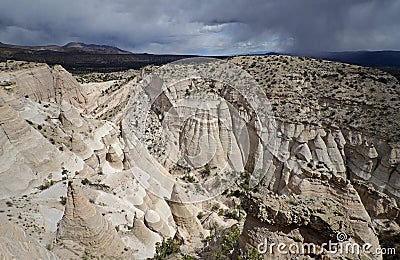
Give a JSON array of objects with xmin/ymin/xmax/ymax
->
[
  {"xmin": 345, "ymin": 129, "xmax": 400, "ymax": 200},
  {"xmin": 58, "ymin": 100, "xmax": 89, "ymax": 132},
  {"xmin": 0, "ymin": 87, "xmax": 124, "ymax": 199},
  {"xmin": 0, "ymin": 218, "xmax": 58, "ymax": 260},
  {"xmin": 286, "ymin": 166, "xmax": 381, "ymax": 253},
  {"xmin": 169, "ymin": 184, "xmax": 205, "ymax": 244},
  {"xmin": 106, "ymin": 145, "xmax": 124, "ymax": 170},
  {"xmin": 129, "ymin": 213, "xmax": 162, "ymax": 259},
  {"xmin": 241, "ymin": 182, "xmax": 381, "ymax": 259},
  {"xmin": 123, "ymin": 57, "xmax": 399, "ymax": 259},
  {"xmin": 0, "ymin": 96, "xmax": 64, "ymax": 198},
  {"xmin": 352, "ymin": 179, "xmax": 399, "ymax": 221},
  {"xmin": 162, "ymin": 96, "xmax": 244, "ymax": 172},
  {"xmin": 142, "ymin": 209, "xmax": 173, "ymax": 238},
  {"xmin": 256, "ymin": 120, "xmax": 400, "ymax": 206},
  {"xmin": 57, "ymin": 182, "xmax": 129, "ymax": 257},
  {"xmin": 0, "ymin": 61, "xmax": 86, "ymax": 108}
]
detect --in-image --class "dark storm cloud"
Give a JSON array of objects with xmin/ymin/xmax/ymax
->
[{"xmin": 0, "ymin": 0, "xmax": 399, "ymax": 54}]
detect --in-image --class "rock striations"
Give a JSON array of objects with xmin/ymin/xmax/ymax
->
[
  {"xmin": 56, "ymin": 182, "xmax": 129, "ymax": 258},
  {"xmin": 0, "ymin": 218, "xmax": 58, "ymax": 260},
  {"xmin": 169, "ymin": 184, "xmax": 205, "ymax": 243}
]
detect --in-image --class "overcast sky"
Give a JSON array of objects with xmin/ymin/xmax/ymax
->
[{"xmin": 0, "ymin": 0, "xmax": 399, "ymax": 55}]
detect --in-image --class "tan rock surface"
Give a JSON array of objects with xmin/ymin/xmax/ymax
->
[
  {"xmin": 0, "ymin": 218, "xmax": 58, "ymax": 260},
  {"xmin": 56, "ymin": 182, "xmax": 129, "ymax": 257},
  {"xmin": 169, "ymin": 184, "xmax": 205, "ymax": 243},
  {"xmin": 0, "ymin": 61, "xmax": 85, "ymax": 107}
]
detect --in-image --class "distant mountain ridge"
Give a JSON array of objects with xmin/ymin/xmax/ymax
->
[
  {"xmin": 301, "ymin": 51, "xmax": 400, "ymax": 80},
  {"xmin": 1, "ymin": 42, "xmax": 399, "ymax": 75},
  {"xmin": 308, "ymin": 51, "xmax": 400, "ymax": 68},
  {"xmin": 0, "ymin": 41, "xmax": 132, "ymax": 55},
  {"xmin": 0, "ymin": 42, "xmax": 197, "ymax": 73},
  {"xmin": 62, "ymin": 42, "xmax": 133, "ymax": 54}
]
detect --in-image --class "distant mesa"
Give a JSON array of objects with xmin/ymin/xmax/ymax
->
[
  {"xmin": 62, "ymin": 42, "xmax": 133, "ymax": 54},
  {"xmin": 0, "ymin": 42, "xmax": 198, "ymax": 73},
  {"xmin": 0, "ymin": 41, "xmax": 132, "ymax": 55}
]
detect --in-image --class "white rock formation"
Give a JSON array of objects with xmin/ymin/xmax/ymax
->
[
  {"xmin": 0, "ymin": 218, "xmax": 58, "ymax": 260},
  {"xmin": 57, "ymin": 182, "xmax": 129, "ymax": 257}
]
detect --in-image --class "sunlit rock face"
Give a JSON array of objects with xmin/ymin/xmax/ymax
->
[
  {"xmin": 162, "ymin": 96, "xmax": 245, "ymax": 173},
  {"xmin": 0, "ymin": 61, "xmax": 85, "ymax": 107},
  {"xmin": 0, "ymin": 96, "xmax": 70, "ymax": 198},
  {"xmin": 0, "ymin": 219, "xmax": 59, "ymax": 260},
  {"xmin": 168, "ymin": 184, "xmax": 205, "ymax": 244},
  {"xmin": 123, "ymin": 68, "xmax": 274, "ymax": 203},
  {"xmin": 256, "ymin": 120, "xmax": 400, "ymax": 202},
  {"xmin": 56, "ymin": 182, "xmax": 130, "ymax": 258},
  {"xmin": 138, "ymin": 78, "xmax": 248, "ymax": 172}
]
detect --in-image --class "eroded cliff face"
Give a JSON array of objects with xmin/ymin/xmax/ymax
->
[
  {"xmin": 229, "ymin": 117, "xmax": 399, "ymax": 259},
  {"xmin": 0, "ymin": 218, "xmax": 59, "ymax": 260},
  {"xmin": 240, "ymin": 165, "xmax": 384, "ymax": 258},
  {"xmin": 56, "ymin": 183, "xmax": 131, "ymax": 258},
  {"xmin": 229, "ymin": 56, "xmax": 400, "ymax": 259},
  {"xmin": 0, "ymin": 61, "xmax": 86, "ymax": 107},
  {"xmin": 256, "ymin": 120, "xmax": 400, "ymax": 215},
  {"xmin": 0, "ymin": 56, "xmax": 399, "ymax": 259}
]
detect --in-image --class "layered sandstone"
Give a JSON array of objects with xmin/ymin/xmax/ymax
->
[{"xmin": 56, "ymin": 182, "xmax": 129, "ymax": 257}]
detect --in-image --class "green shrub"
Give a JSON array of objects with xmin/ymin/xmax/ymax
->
[
  {"xmin": 197, "ymin": 211, "xmax": 205, "ymax": 219},
  {"xmin": 154, "ymin": 238, "xmax": 180, "ymax": 260},
  {"xmin": 81, "ymin": 178, "xmax": 91, "ymax": 185},
  {"xmin": 213, "ymin": 225, "xmax": 241, "ymax": 259},
  {"xmin": 182, "ymin": 174, "xmax": 197, "ymax": 183},
  {"xmin": 59, "ymin": 196, "xmax": 67, "ymax": 205},
  {"xmin": 38, "ymin": 180, "xmax": 55, "ymax": 190},
  {"xmin": 246, "ymin": 247, "xmax": 263, "ymax": 260},
  {"xmin": 202, "ymin": 163, "xmax": 211, "ymax": 177},
  {"xmin": 218, "ymin": 209, "xmax": 242, "ymax": 221}
]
